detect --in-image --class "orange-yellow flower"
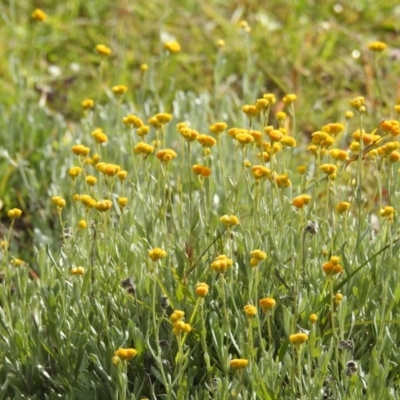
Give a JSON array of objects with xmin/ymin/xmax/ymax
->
[
  {"xmin": 289, "ymin": 333, "xmax": 308, "ymax": 345},
  {"xmin": 195, "ymin": 283, "xmax": 209, "ymax": 298},
  {"xmin": 292, "ymin": 194, "xmax": 312, "ymax": 209},
  {"xmin": 95, "ymin": 44, "xmax": 112, "ymax": 57},
  {"xmin": 164, "ymin": 41, "xmax": 181, "ymax": 53},
  {"xmin": 230, "ymin": 359, "xmax": 249, "ymax": 369},
  {"xmin": 156, "ymin": 149, "xmax": 177, "ymax": 163},
  {"xmin": 243, "ymin": 305, "xmax": 257, "ymax": 317},
  {"xmin": 148, "ymin": 247, "xmax": 167, "ymax": 262},
  {"xmin": 259, "ymin": 297, "xmax": 276, "ymax": 312}
]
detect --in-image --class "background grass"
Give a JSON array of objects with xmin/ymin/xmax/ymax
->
[{"xmin": 1, "ymin": 0, "xmax": 400, "ymax": 399}]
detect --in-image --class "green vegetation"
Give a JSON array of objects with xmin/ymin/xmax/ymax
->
[{"xmin": 1, "ymin": 1, "xmax": 400, "ymax": 399}]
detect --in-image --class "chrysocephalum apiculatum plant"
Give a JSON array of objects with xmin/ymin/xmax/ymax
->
[{"xmin": 1, "ymin": 2, "xmax": 400, "ymax": 399}]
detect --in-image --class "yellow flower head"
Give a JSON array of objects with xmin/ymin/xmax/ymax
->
[
  {"xmin": 71, "ymin": 266, "xmax": 85, "ymax": 275},
  {"xmin": 192, "ymin": 164, "xmax": 212, "ymax": 178},
  {"xmin": 134, "ymin": 142, "xmax": 155, "ymax": 156},
  {"xmin": 329, "ymin": 149, "xmax": 348, "ymax": 161},
  {"xmin": 335, "ymin": 293, "xmax": 344, "ymax": 304},
  {"xmin": 140, "ymin": 63, "xmax": 149, "ymax": 72},
  {"xmin": 68, "ymin": 167, "xmax": 82, "ymax": 179},
  {"xmin": 263, "ymin": 93, "xmax": 276, "ymax": 104},
  {"xmin": 197, "ymin": 134, "xmax": 217, "ymax": 148},
  {"xmin": 259, "ymin": 297, "xmax": 276, "ymax": 312},
  {"xmin": 336, "ymin": 202, "xmax": 351, "ymax": 213},
  {"xmin": 81, "ymin": 99, "xmax": 94, "ymax": 110},
  {"xmin": 255, "ymin": 98, "xmax": 269, "ymax": 112},
  {"xmin": 148, "ymin": 247, "xmax": 167, "ymax": 262},
  {"xmin": 114, "ymin": 348, "xmax": 138, "ymax": 360},
  {"xmin": 292, "ymin": 194, "xmax": 312, "ymax": 209},
  {"xmin": 164, "ymin": 41, "xmax": 181, "ymax": 53},
  {"xmin": 78, "ymin": 220, "xmax": 87, "ymax": 229},
  {"xmin": 368, "ymin": 41, "xmax": 387, "ymax": 52},
  {"xmin": 210, "ymin": 255, "xmax": 233, "ymax": 273},
  {"xmin": 322, "ymin": 256, "xmax": 344, "ymax": 276},
  {"xmin": 156, "ymin": 149, "xmax": 177, "ymax": 163},
  {"xmin": 95, "ymin": 200, "xmax": 113, "ymax": 212},
  {"xmin": 379, "ymin": 205, "xmax": 395, "ymax": 220},
  {"xmin": 209, "ymin": 122, "xmax": 228, "ymax": 135},
  {"xmin": 220, "ymin": 214, "xmax": 240, "ymax": 227},
  {"xmin": 319, "ymin": 164, "xmax": 337, "ymax": 176},
  {"xmin": 243, "ymin": 304, "xmax": 257, "ymax": 318},
  {"xmin": 137, "ymin": 126, "xmax": 150, "ymax": 137},
  {"xmin": 195, "ymin": 283, "xmax": 209, "ymax": 298},
  {"xmin": 112, "ymin": 85, "xmax": 128, "ymax": 95},
  {"xmin": 91, "ymin": 128, "xmax": 108, "ymax": 144},
  {"xmin": 251, "ymin": 250, "xmax": 267, "ymax": 261},
  {"xmin": 122, "ymin": 114, "xmax": 144, "ymax": 128},
  {"xmin": 117, "ymin": 170, "xmax": 128, "ymax": 181},
  {"xmin": 52, "ymin": 196, "xmax": 66, "ymax": 208},
  {"xmin": 170, "ymin": 310, "xmax": 185, "ymax": 322},
  {"xmin": 289, "ymin": 333, "xmax": 308, "ymax": 345},
  {"xmin": 72, "ymin": 144, "xmax": 90, "ymax": 157},
  {"xmin": 95, "ymin": 44, "xmax": 112, "ymax": 57},
  {"xmin": 241, "ymin": 105, "xmax": 258, "ymax": 118},
  {"xmin": 7, "ymin": 208, "xmax": 23, "ymax": 220},
  {"xmin": 309, "ymin": 314, "xmax": 318, "ymax": 324},
  {"xmin": 283, "ymin": 94, "xmax": 297, "ymax": 105},
  {"xmin": 155, "ymin": 113, "xmax": 173, "ymax": 124},
  {"xmin": 230, "ymin": 359, "xmax": 249, "ymax": 369},
  {"xmin": 235, "ymin": 132, "xmax": 254, "ymax": 146},
  {"xmin": 180, "ymin": 127, "xmax": 199, "ymax": 142},
  {"xmin": 86, "ymin": 175, "xmax": 97, "ymax": 186},
  {"xmin": 276, "ymin": 111, "xmax": 286, "ymax": 121},
  {"xmin": 10, "ymin": 258, "xmax": 26, "ymax": 267},
  {"xmin": 280, "ymin": 136, "xmax": 296, "ymax": 147},
  {"xmin": 118, "ymin": 197, "xmax": 128, "ymax": 209},
  {"xmin": 31, "ymin": 8, "xmax": 47, "ymax": 22}
]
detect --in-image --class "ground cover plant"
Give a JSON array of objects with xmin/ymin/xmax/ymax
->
[{"xmin": 1, "ymin": 1, "xmax": 400, "ymax": 399}]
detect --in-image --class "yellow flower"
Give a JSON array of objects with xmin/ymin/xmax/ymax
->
[
  {"xmin": 137, "ymin": 126, "xmax": 150, "ymax": 137},
  {"xmin": 10, "ymin": 258, "xmax": 26, "ymax": 267},
  {"xmin": 95, "ymin": 200, "xmax": 113, "ymax": 212},
  {"xmin": 86, "ymin": 176, "xmax": 97, "ymax": 186},
  {"xmin": 95, "ymin": 44, "xmax": 112, "ymax": 57},
  {"xmin": 148, "ymin": 247, "xmax": 167, "ymax": 262},
  {"xmin": 309, "ymin": 314, "xmax": 318, "ymax": 324},
  {"xmin": 195, "ymin": 283, "xmax": 209, "ymax": 298},
  {"xmin": 267, "ymin": 129, "xmax": 283, "ymax": 142},
  {"xmin": 112, "ymin": 85, "xmax": 128, "ymax": 95},
  {"xmin": 112, "ymin": 356, "xmax": 119, "ymax": 366},
  {"xmin": 52, "ymin": 196, "xmax": 66, "ymax": 208},
  {"xmin": 238, "ymin": 19, "xmax": 251, "ymax": 33},
  {"xmin": 134, "ymin": 142, "xmax": 154, "ymax": 156},
  {"xmin": 259, "ymin": 297, "xmax": 276, "ymax": 312},
  {"xmin": 345, "ymin": 111, "xmax": 354, "ymax": 119},
  {"xmin": 179, "ymin": 127, "xmax": 199, "ymax": 142},
  {"xmin": 140, "ymin": 63, "xmax": 149, "ymax": 72},
  {"xmin": 255, "ymin": 98, "xmax": 269, "ymax": 111},
  {"xmin": 156, "ymin": 149, "xmax": 177, "ymax": 163},
  {"xmin": 122, "ymin": 114, "xmax": 144, "ymax": 128},
  {"xmin": 322, "ymin": 256, "xmax": 344, "ymax": 276},
  {"xmin": 7, "ymin": 208, "xmax": 23, "ymax": 219},
  {"xmin": 78, "ymin": 220, "xmax": 87, "ymax": 229},
  {"xmin": 236, "ymin": 133, "xmax": 254, "ymax": 146},
  {"xmin": 329, "ymin": 149, "xmax": 348, "ymax": 161},
  {"xmin": 170, "ymin": 310, "xmax": 185, "ymax": 322},
  {"xmin": 336, "ymin": 202, "xmax": 351, "ymax": 213},
  {"xmin": 220, "ymin": 215, "xmax": 240, "ymax": 227},
  {"xmin": 197, "ymin": 134, "xmax": 217, "ymax": 148},
  {"xmin": 81, "ymin": 99, "xmax": 94, "ymax": 110},
  {"xmin": 349, "ymin": 96, "xmax": 365, "ymax": 112},
  {"xmin": 210, "ymin": 255, "xmax": 233, "ymax": 273},
  {"xmin": 241, "ymin": 105, "xmax": 258, "ymax": 118},
  {"xmin": 334, "ymin": 293, "xmax": 344, "ymax": 304},
  {"xmin": 71, "ymin": 266, "xmax": 85, "ymax": 275},
  {"xmin": 297, "ymin": 165, "xmax": 307, "ymax": 175},
  {"xmin": 164, "ymin": 41, "xmax": 181, "ymax": 53},
  {"xmin": 283, "ymin": 94, "xmax": 297, "ymax": 105},
  {"xmin": 118, "ymin": 197, "xmax": 128, "ymax": 209},
  {"xmin": 276, "ymin": 111, "xmax": 286, "ymax": 121},
  {"xmin": 80, "ymin": 195, "xmax": 97, "ymax": 208},
  {"xmin": 243, "ymin": 305, "xmax": 257, "ymax": 317},
  {"xmin": 209, "ymin": 122, "xmax": 228, "ymax": 135},
  {"xmin": 280, "ymin": 136, "xmax": 296, "ymax": 147},
  {"xmin": 292, "ymin": 194, "xmax": 312, "ymax": 209},
  {"xmin": 322, "ymin": 123, "xmax": 345, "ymax": 136},
  {"xmin": 230, "ymin": 359, "xmax": 249, "ymax": 369},
  {"xmin": 368, "ymin": 41, "xmax": 387, "ymax": 52},
  {"xmin": 319, "ymin": 164, "xmax": 337, "ymax": 176},
  {"xmin": 289, "ymin": 333, "xmax": 308, "ymax": 345},
  {"xmin": 192, "ymin": 164, "xmax": 212, "ymax": 178},
  {"xmin": 114, "ymin": 348, "xmax": 138, "ymax": 360},
  {"xmin": 31, "ymin": 8, "xmax": 47, "ymax": 21},
  {"xmin": 91, "ymin": 128, "xmax": 108, "ymax": 144},
  {"xmin": 117, "ymin": 170, "xmax": 128, "ymax": 181},
  {"xmin": 379, "ymin": 206, "xmax": 395, "ymax": 220},
  {"xmin": 72, "ymin": 144, "xmax": 90, "ymax": 157},
  {"xmin": 263, "ymin": 93, "xmax": 276, "ymax": 104},
  {"xmin": 251, "ymin": 250, "xmax": 267, "ymax": 261},
  {"xmin": 155, "ymin": 113, "xmax": 173, "ymax": 124}
]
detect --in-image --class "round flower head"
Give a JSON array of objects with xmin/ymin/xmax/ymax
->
[
  {"xmin": 230, "ymin": 359, "xmax": 249, "ymax": 369},
  {"xmin": 309, "ymin": 314, "xmax": 318, "ymax": 324},
  {"xmin": 31, "ymin": 8, "xmax": 47, "ymax": 21},
  {"xmin": 243, "ymin": 305, "xmax": 257, "ymax": 318},
  {"xmin": 195, "ymin": 283, "xmax": 209, "ymax": 298},
  {"xmin": 289, "ymin": 333, "xmax": 308, "ymax": 345},
  {"xmin": 95, "ymin": 44, "xmax": 112, "ymax": 57},
  {"xmin": 368, "ymin": 41, "xmax": 387, "ymax": 52},
  {"xmin": 7, "ymin": 208, "xmax": 23, "ymax": 220},
  {"xmin": 148, "ymin": 247, "xmax": 167, "ymax": 262},
  {"xmin": 164, "ymin": 41, "xmax": 181, "ymax": 53},
  {"xmin": 259, "ymin": 297, "xmax": 276, "ymax": 312}
]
